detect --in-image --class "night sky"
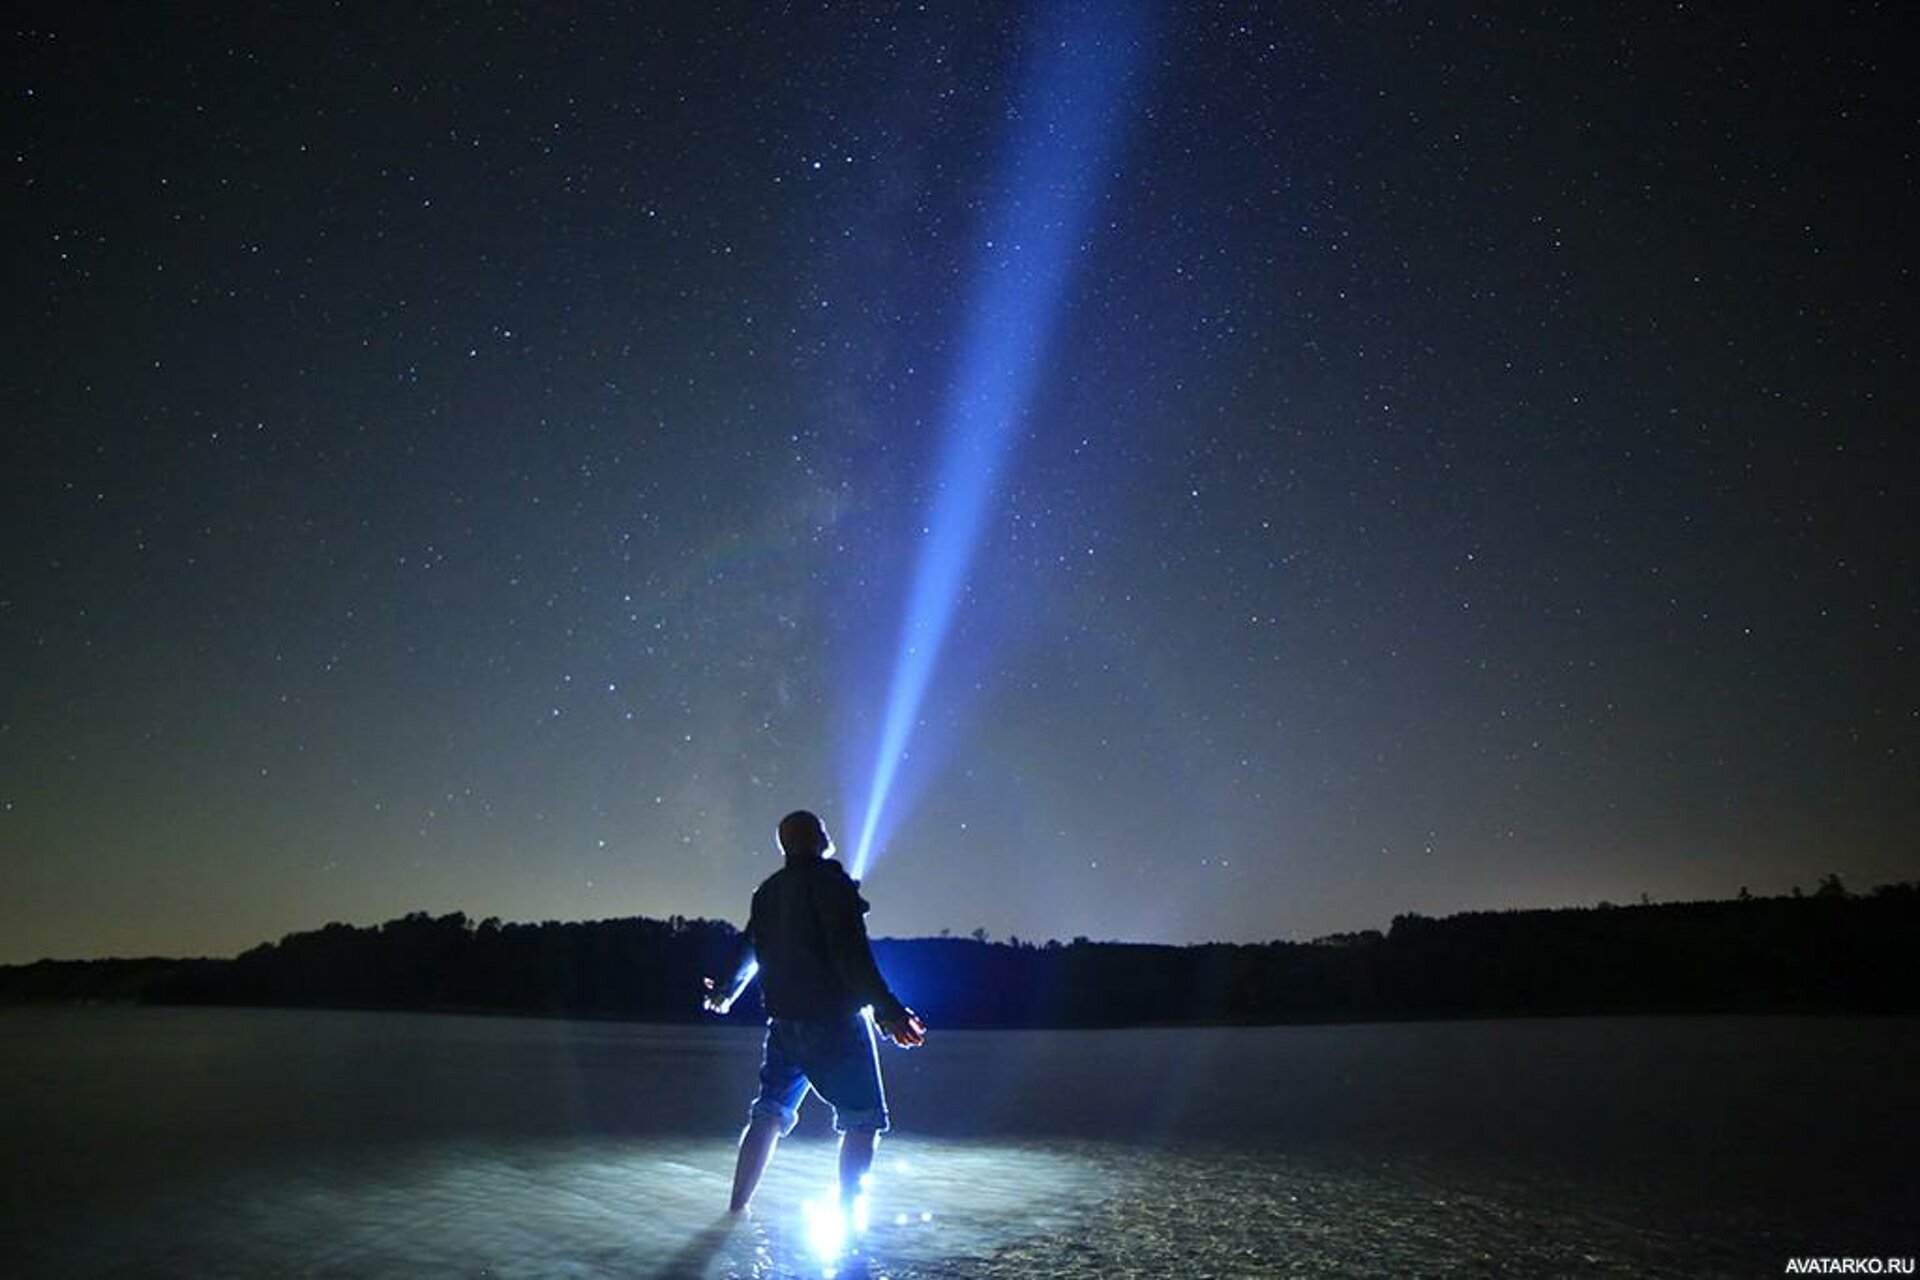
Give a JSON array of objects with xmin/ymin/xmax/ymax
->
[{"xmin": 5, "ymin": 3, "xmax": 1913, "ymax": 964}]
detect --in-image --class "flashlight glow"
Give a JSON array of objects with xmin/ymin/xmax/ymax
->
[
  {"xmin": 848, "ymin": 1, "xmax": 1151, "ymax": 878},
  {"xmin": 802, "ymin": 1189, "xmax": 868, "ymax": 1264},
  {"xmin": 719, "ymin": 960, "xmax": 758, "ymax": 1013},
  {"xmin": 802, "ymin": 1196, "xmax": 846, "ymax": 1261}
]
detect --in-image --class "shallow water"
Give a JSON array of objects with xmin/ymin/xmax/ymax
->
[
  {"xmin": 1, "ymin": 1009, "xmax": 1913, "ymax": 1277},
  {"xmin": 0, "ymin": 1134, "xmax": 1769, "ymax": 1278}
]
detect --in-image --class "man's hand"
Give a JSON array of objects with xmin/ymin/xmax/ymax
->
[
  {"xmin": 876, "ymin": 1008, "xmax": 927, "ymax": 1048},
  {"xmin": 702, "ymin": 976, "xmax": 735, "ymax": 1016}
]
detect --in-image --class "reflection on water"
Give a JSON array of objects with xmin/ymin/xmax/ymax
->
[
  {"xmin": 1, "ymin": 1009, "xmax": 1914, "ymax": 1276},
  {"xmin": 0, "ymin": 1133, "xmax": 1745, "ymax": 1278}
]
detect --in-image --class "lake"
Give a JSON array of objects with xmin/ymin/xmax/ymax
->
[{"xmin": 1, "ymin": 1007, "xmax": 1914, "ymax": 1276}]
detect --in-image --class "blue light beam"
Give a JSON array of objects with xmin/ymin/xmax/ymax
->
[{"xmin": 850, "ymin": 3, "xmax": 1152, "ymax": 877}]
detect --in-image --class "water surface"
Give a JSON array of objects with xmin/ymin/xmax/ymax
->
[{"xmin": 1, "ymin": 1008, "xmax": 1912, "ymax": 1276}]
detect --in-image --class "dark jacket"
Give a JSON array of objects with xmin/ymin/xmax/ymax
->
[{"xmin": 745, "ymin": 857, "xmax": 906, "ymax": 1022}]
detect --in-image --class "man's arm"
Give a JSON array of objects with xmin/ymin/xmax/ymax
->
[
  {"xmin": 815, "ymin": 871, "xmax": 926, "ymax": 1047},
  {"xmin": 702, "ymin": 929, "xmax": 758, "ymax": 1015}
]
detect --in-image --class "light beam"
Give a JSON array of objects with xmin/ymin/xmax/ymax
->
[{"xmin": 849, "ymin": 2, "xmax": 1152, "ymax": 878}]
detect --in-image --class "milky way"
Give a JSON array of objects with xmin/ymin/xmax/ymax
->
[{"xmin": 2, "ymin": 3, "xmax": 1912, "ymax": 961}]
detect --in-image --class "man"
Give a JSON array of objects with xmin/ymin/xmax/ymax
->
[{"xmin": 705, "ymin": 809, "xmax": 926, "ymax": 1219}]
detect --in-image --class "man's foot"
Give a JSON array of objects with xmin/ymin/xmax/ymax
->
[{"xmin": 803, "ymin": 1191, "xmax": 872, "ymax": 1262}]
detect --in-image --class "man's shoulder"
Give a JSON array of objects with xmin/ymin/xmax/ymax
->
[
  {"xmin": 766, "ymin": 857, "xmax": 851, "ymax": 881},
  {"xmin": 752, "ymin": 859, "xmax": 853, "ymax": 895},
  {"xmin": 804, "ymin": 859, "xmax": 860, "ymax": 892},
  {"xmin": 785, "ymin": 859, "xmax": 868, "ymax": 907},
  {"xmin": 748, "ymin": 867, "xmax": 786, "ymax": 911},
  {"xmin": 809, "ymin": 860, "xmax": 871, "ymax": 914}
]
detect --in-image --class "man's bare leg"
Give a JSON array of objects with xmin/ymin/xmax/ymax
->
[
  {"xmin": 729, "ymin": 1114, "xmax": 783, "ymax": 1213},
  {"xmin": 837, "ymin": 1126, "xmax": 879, "ymax": 1210}
]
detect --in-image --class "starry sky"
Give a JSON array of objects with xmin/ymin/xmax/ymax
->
[{"xmin": 4, "ymin": 3, "xmax": 1913, "ymax": 964}]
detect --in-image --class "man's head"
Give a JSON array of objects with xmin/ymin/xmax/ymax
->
[{"xmin": 776, "ymin": 810, "xmax": 834, "ymax": 862}]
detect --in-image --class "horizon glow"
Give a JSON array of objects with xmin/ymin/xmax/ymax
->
[{"xmin": 847, "ymin": 1, "xmax": 1152, "ymax": 879}]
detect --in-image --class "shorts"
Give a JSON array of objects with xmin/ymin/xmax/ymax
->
[{"xmin": 750, "ymin": 1012, "xmax": 890, "ymax": 1135}]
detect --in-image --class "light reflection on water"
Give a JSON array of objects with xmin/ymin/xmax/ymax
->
[
  {"xmin": 1, "ymin": 1133, "xmax": 1741, "ymax": 1278},
  {"xmin": 2, "ymin": 1009, "xmax": 1914, "ymax": 1276}
]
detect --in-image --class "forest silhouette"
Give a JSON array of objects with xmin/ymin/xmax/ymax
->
[{"xmin": 4, "ymin": 881, "xmax": 1913, "ymax": 1025}]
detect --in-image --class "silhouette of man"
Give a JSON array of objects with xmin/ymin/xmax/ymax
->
[{"xmin": 705, "ymin": 809, "xmax": 926, "ymax": 1219}]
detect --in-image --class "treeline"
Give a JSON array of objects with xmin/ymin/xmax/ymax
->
[
  {"xmin": 873, "ymin": 883, "xmax": 1917, "ymax": 1025},
  {"xmin": 166, "ymin": 913, "xmax": 741, "ymax": 1021},
  {"xmin": 3, "ymin": 885, "xmax": 1915, "ymax": 1025}
]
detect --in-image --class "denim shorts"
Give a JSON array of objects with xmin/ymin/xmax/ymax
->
[{"xmin": 751, "ymin": 1013, "xmax": 890, "ymax": 1135}]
